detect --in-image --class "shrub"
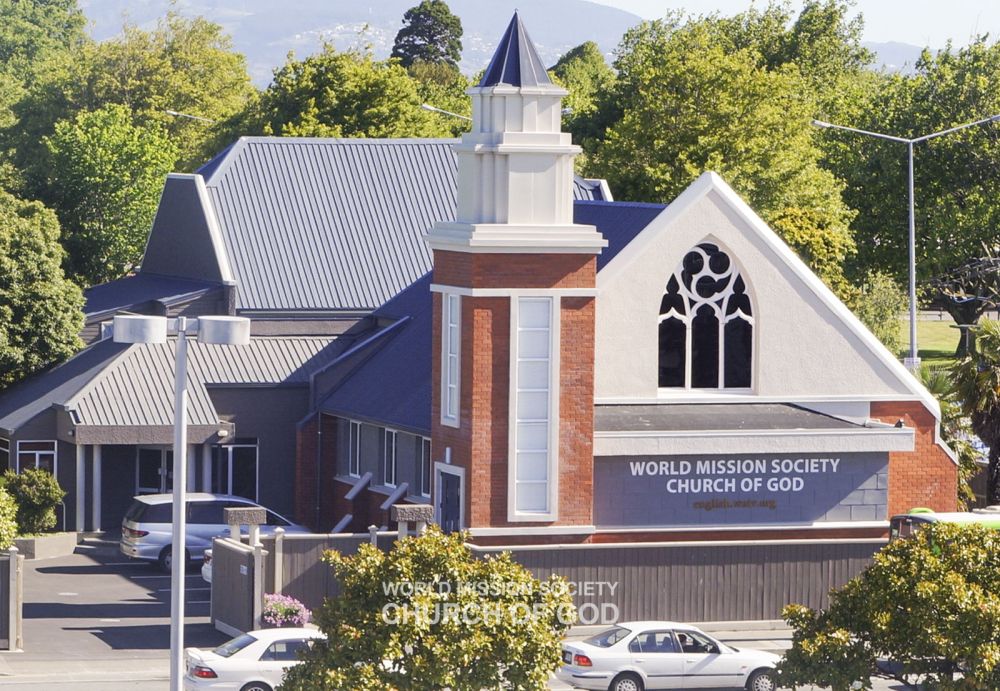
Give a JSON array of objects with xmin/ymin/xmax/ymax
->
[
  {"xmin": 262, "ymin": 593, "xmax": 311, "ymax": 628},
  {"xmin": 0, "ymin": 488, "xmax": 17, "ymax": 549},
  {"xmin": 3, "ymin": 468, "xmax": 65, "ymax": 534}
]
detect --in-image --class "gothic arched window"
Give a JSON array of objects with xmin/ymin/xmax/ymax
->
[{"xmin": 658, "ymin": 243, "xmax": 753, "ymax": 389}]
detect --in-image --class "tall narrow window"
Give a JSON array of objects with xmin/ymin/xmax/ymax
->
[
  {"xmin": 383, "ymin": 430, "xmax": 397, "ymax": 487},
  {"xmin": 0, "ymin": 438, "xmax": 8, "ymax": 473},
  {"xmin": 17, "ymin": 440, "xmax": 56, "ymax": 474},
  {"xmin": 349, "ymin": 421, "xmax": 361, "ymax": 477},
  {"xmin": 441, "ymin": 293, "xmax": 461, "ymax": 427},
  {"xmin": 420, "ymin": 437, "xmax": 432, "ymax": 497},
  {"xmin": 659, "ymin": 243, "xmax": 753, "ymax": 389},
  {"xmin": 511, "ymin": 297, "xmax": 557, "ymax": 518}
]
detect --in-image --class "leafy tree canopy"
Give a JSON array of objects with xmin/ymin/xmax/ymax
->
[
  {"xmin": 0, "ymin": 0, "xmax": 86, "ymax": 81},
  {"xmin": 0, "ymin": 188, "xmax": 82, "ymax": 390},
  {"xmin": 587, "ymin": 16, "xmax": 857, "ymax": 297},
  {"xmin": 282, "ymin": 526, "xmax": 575, "ymax": 690},
  {"xmin": 781, "ymin": 522, "xmax": 1000, "ymax": 690},
  {"xmin": 952, "ymin": 319, "xmax": 1000, "ymax": 503},
  {"xmin": 44, "ymin": 104, "xmax": 178, "ymax": 286},
  {"xmin": 408, "ymin": 59, "xmax": 472, "ymax": 137},
  {"xmin": 249, "ymin": 45, "xmax": 454, "ymax": 138},
  {"xmin": 549, "ymin": 41, "xmax": 616, "ymax": 155},
  {"xmin": 391, "ymin": 0, "xmax": 463, "ymax": 69}
]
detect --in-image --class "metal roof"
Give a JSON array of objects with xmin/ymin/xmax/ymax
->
[
  {"xmin": 84, "ymin": 273, "xmax": 222, "ymax": 318},
  {"xmin": 66, "ymin": 336, "xmax": 339, "ymax": 428},
  {"xmin": 593, "ymin": 404, "xmax": 861, "ymax": 432},
  {"xmin": 479, "ymin": 12, "xmax": 553, "ymax": 88},
  {"xmin": 197, "ymin": 137, "xmax": 459, "ymax": 314}
]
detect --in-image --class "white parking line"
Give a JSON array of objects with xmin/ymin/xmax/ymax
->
[
  {"xmin": 157, "ymin": 588, "xmax": 209, "ymax": 592},
  {"xmin": 103, "ymin": 562, "xmax": 142, "ymax": 566}
]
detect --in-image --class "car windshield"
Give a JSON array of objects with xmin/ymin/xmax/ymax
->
[
  {"xmin": 213, "ymin": 633, "xmax": 257, "ymax": 658},
  {"xmin": 584, "ymin": 626, "xmax": 632, "ymax": 648}
]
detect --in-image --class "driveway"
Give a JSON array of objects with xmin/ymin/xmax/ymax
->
[{"xmin": 0, "ymin": 535, "xmax": 227, "ymax": 686}]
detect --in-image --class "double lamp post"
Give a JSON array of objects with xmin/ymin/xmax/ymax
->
[
  {"xmin": 113, "ymin": 314, "xmax": 250, "ymax": 691},
  {"xmin": 812, "ymin": 113, "xmax": 1000, "ymax": 371}
]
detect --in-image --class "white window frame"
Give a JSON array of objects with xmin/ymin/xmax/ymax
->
[
  {"xmin": 440, "ymin": 292, "xmax": 461, "ymax": 428},
  {"xmin": 419, "ymin": 437, "xmax": 432, "ymax": 498},
  {"xmin": 348, "ymin": 421, "xmax": 361, "ymax": 478},
  {"xmin": 434, "ymin": 461, "xmax": 465, "ymax": 530},
  {"xmin": 212, "ymin": 442, "xmax": 259, "ymax": 501},
  {"xmin": 383, "ymin": 429, "xmax": 398, "ymax": 487},
  {"xmin": 507, "ymin": 296, "xmax": 560, "ymax": 522},
  {"xmin": 16, "ymin": 440, "xmax": 57, "ymax": 475}
]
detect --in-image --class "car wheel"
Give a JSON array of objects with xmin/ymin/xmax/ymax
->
[
  {"xmin": 747, "ymin": 668, "xmax": 775, "ymax": 691},
  {"xmin": 609, "ymin": 672, "xmax": 643, "ymax": 691},
  {"xmin": 157, "ymin": 546, "xmax": 190, "ymax": 572},
  {"xmin": 239, "ymin": 683, "xmax": 273, "ymax": 691}
]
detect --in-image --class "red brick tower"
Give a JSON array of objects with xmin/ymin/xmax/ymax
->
[{"xmin": 424, "ymin": 13, "xmax": 606, "ymax": 539}]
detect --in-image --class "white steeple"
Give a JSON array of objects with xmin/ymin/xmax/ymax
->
[{"xmin": 425, "ymin": 12, "xmax": 606, "ymax": 254}]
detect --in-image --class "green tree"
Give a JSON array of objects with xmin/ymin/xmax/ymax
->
[
  {"xmin": 0, "ymin": 189, "xmax": 82, "ymax": 390},
  {"xmin": 952, "ymin": 319, "xmax": 1000, "ymax": 503},
  {"xmin": 407, "ymin": 60, "xmax": 472, "ymax": 137},
  {"xmin": 0, "ymin": 0, "xmax": 86, "ymax": 81},
  {"xmin": 549, "ymin": 42, "xmax": 616, "ymax": 155},
  {"xmin": 921, "ymin": 366, "xmax": 981, "ymax": 508},
  {"xmin": 281, "ymin": 526, "xmax": 575, "ymax": 690},
  {"xmin": 249, "ymin": 45, "xmax": 451, "ymax": 138},
  {"xmin": 391, "ymin": 0, "xmax": 463, "ymax": 69},
  {"xmin": 589, "ymin": 17, "xmax": 857, "ymax": 297},
  {"xmin": 822, "ymin": 38, "xmax": 1000, "ymax": 317},
  {"xmin": 781, "ymin": 522, "xmax": 1000, "ymax": 690},
  {"xmin": 0, "ymin": 488, "xmax": 17, "ymax": 549},
  {"xmin": 44, "ymin": 104, "xmax": 178, "ymax": 286},
  {"xmin": 851, "ymin": 270, "xmax": 907, "ymax": 355}
]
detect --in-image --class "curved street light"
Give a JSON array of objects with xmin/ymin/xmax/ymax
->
[{"xmin": 813, "ymin": 114, "xmax": 1000, "ymax": 371}]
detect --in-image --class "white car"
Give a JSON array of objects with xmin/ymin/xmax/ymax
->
[
  {"xmin": 184, "ymin": 627, "xmax": 324, "ymax": 691},
  {"xmin": 201, "ymin": 549, "xmax": 212, "ymax": 584},
  {"xmin": 556, "ymin": 621, "xmax": 778, "ymax": 691}
]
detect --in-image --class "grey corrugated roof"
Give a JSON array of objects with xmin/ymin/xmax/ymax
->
[
  {"xmin": 479, "ymin": 12, "xmax": 553, "ymax": 88},
  {"xmin": 66, "ymin": 336, "xmax": 339, "ymax": 428},
  {"xmin": 594, "ymin": 404, "xmax": 861, "ymax": 433},
  {"xmin": 199, "ymin": 138, "xmax": 459, "ymax": 313}
]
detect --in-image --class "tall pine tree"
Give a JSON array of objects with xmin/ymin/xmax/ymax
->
[{"xmin": 391, "ymin": 0, "xmax": 462, "ymax": 69}]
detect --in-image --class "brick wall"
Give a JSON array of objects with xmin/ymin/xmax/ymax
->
[
  {"xmin": 434, "ymin": 252, "xmax": 596, "ymax": 289},
  {"xmin": 871, "ymin": 401, "xmax": 958, "ymax": 515},
  {"xmin": 294, "ymin": 412, "xmax": 343, "ymax": 531},
  {"xmin": 293, "ymin": 414, "xmax": 318, "ymax": 527}
]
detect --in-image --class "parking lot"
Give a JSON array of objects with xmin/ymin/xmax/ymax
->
[{"xmin": 0, "ymin": 535, "xmax": 227, "ymax": 687}]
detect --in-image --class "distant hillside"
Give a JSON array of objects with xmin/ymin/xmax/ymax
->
[
  {"xmin": 864, "ymin": 41, "xmax": 934, "ymax": 73},
  {"xmin": 78, "ymin": 0, "xmax": 643, "ymax": 86}
]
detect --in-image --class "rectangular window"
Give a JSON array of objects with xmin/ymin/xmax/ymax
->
[
  {"xmin": 383, "ymin": 430, "xmax": 397, "ymax": 487},
  {"xmin": 441, "ymin": 293, "xmax": 461, "ymax": 427},
  {"xmin": 420, "ymin": 437, "xmax": 432, "ymax": 497},
  {"xmin": 511, "ymin": 297, "xmax": 557, "ymax": 518},
  {"xmin": 349, "ymin": 421, "xmax": 361, "ymax": 477},
  {"xmin": 17, "ymin": 440, "xmax": 57, "ymax": 475},
  {"xmin": 210, "ymin": 442, "xmax": 258, "ymax": 501},
  {"xmin": 0, "ymin": 438, "xmax": 9, "ymax": 473}
]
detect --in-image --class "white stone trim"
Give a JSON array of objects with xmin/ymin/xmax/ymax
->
[
  {"xmin": 595, "ymin": 521, "xmax": 888, "ymax": 535},
  {"xmin": 594, "ymin": 427, "xmax": 914, "ymax": 455},
  {"xmin": 424, "ymin": 222, "xmax": 606, "ymax": 254},
  {"xmin": 596, "ymin": 171, "xmax": 942, "ymax": 420},
  {"xmin": 507, "ymin": 296, "xmax": 560, "ymax": 522},
  {"xmin": 430, "ymin": 284, "xmax": 598, "ymax": 298},
  {"xmin": 440, "ymin": 292, "xmax": 461, "ymax": 429},
  {"xmin": 468, "ymin": 525, "xmax": 597, "ymax": 537},
  {"xmin": 595, "ymin": 393, "xmax": 927, "ymax": 405}
]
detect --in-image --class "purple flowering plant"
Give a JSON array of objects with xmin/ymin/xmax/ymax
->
[{"xmin": 262, "ymin": 593, "xmax": 311, "ymax": 628}]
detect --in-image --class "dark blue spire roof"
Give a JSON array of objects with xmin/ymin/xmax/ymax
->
[{"xmin": 479, "ymin": 12, "xmax": 553, "ymax": 88}]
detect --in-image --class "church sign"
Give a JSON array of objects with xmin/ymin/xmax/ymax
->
[{"xmin": 593, "ymin": 453, "xmax": 888, "ymax": 528}]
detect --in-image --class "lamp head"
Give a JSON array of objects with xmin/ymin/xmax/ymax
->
[
  {"xmin": 811, "ymin": 119, "xmax": 833, "ymax": 128},
  {"xmin": 113, "ymin": 314, "xmax": 168, "ymax": 344},
  {"xmin": 198, "ymin": 316, "xmax": 251, "ymax": 346}
]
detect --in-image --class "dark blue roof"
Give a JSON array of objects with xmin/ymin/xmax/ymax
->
[
  {"xmin": 317, "ymin": 200, "xmax": 666, "ymax": 433},
  {"xmin": 84, "ymin": 273, "xmax": 223, "ymax": 317},
  {"xmin": 574, "ymin": 200, "xmax": 667, "ymax": 270},
  {"xmin": 319, "ymin": 273, "xmax": 433, "ymax": 434},
  {"xmin": 479, "ymin": 12, "xmax": 552, "ymax": 88}
]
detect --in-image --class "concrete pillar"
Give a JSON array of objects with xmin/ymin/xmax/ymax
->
[
  {"xmin": 75, "ymin": 445, "xmax": 85, "ymax": 532},
  {"xmin": 91, "ymin": 445, "xmax": 102, "ymax": 531},
  {"xmin": 201, "ymin": 443, "xmax": 212, "ymax": 492}
]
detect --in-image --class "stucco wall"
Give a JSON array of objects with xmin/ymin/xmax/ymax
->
[{"xmin": 595, "ymin": 187, "xmax": 916, "ymax": 401}]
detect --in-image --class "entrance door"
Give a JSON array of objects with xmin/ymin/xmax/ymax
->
[
  {"xmin": 136, "ymin": 448, "xmax": 172, "ymax": 494},
  {"xmin": 211, "ymin": 443, "xmax": 258, "ymax": 500},
  {"xmin": 439, "ymin": 471, "xmax": 461, "ymax": 533}
]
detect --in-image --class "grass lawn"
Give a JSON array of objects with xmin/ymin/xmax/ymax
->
[{"xmin": 896, "ymin": 318, "xmax": 961, "ymax": 368}]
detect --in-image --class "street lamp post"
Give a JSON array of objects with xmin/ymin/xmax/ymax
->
[
  {"xmin": 113, "ymin": 314, "xmax": 250, "ymax": 691},
  {"xmin": 812, "ymin": 114, "xmax": 1000, "ymax": 372},
  {"xmin": 420, "ymin": 103, "xmax": 472, "ymax": 121}
]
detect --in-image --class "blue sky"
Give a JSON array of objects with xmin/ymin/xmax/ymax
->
[{"xmin": 596, "ymin": 1, "xmax": 999, "ymax": 47}]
